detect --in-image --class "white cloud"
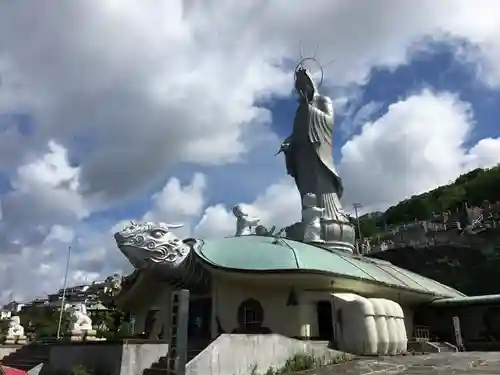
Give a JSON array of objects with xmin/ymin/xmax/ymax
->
[
  {"xmin": 149, "ymin": 173, "xmax": 206, "ymax": 219},
  {"xmin": 1, "ymin": 141, "xmax": 88, "ymax": 249},
  {"xmin": 338, "ymin": 90, "xmax": 500, "ymax": 212},
  {"xmin": 45, "ymin": 225, "xmax": 75, "ymax": 244},
  {"xmin": 463, "ymin": 138, "xmax": 500, "ymax": 170},
  {"xmin": 0, "ymin": 1, "xmax": 500, "ymax": 202},
  {"xmin": 195, "ymin": 179, "xmax": 301, "ymax": 238}
]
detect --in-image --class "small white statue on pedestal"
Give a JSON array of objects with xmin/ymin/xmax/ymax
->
[
  {"xmin": 233, "ymin": 205, "xmax": 260, "ymax": 236},
  {"xmin": 66, "ymin": 304, "xmax": 98, "ymax": 341},
  {"xmin": 302, "ymin": 193, "xmax": 325, "ymax": 243},
  {"xmin": 4, "ymin": 316, "xmax": 27, "ymax": 345}
]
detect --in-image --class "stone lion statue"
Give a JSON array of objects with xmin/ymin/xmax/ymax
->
[
  {"xmin": 7, "ymin": 316, "xmax": 24, "ymax": 337},
  {"xmin": 67, "ymin": 304, "xmax": 93, "ymax": 331}
]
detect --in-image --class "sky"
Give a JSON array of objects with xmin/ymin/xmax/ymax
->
[{"xmin": 1, "ymin": 0, "xmax": 500, "ymax": 303}]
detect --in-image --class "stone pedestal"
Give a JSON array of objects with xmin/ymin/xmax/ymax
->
[
  {"xmin": 66, "ymin": 329, "xmax": 100, "ymax": 342},
  {"xmin": 3, "ymin": 335, "xmax": 27, "ymax": 345}
]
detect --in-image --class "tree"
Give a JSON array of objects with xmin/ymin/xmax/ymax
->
[{"xmin": 381, "ymin": 165, "xmax": 500, "ymax": 226}]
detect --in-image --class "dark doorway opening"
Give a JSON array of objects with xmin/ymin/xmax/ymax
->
[
  {"xmin": 316, "ymin": 300, "xmax": 333, "ymax": 341},
  {"xmin": 188, "ymin": 297, "xmax": 212, "ymax": 341}
]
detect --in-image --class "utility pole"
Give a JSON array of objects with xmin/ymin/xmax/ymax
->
[{"xmin": 353, "ymin": 203, "xmax": 363, "ymax": 253}]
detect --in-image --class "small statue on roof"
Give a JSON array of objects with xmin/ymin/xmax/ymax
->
[{"xmin": 233, "ymin": 205, "xmax": 260, "ymax": 236}]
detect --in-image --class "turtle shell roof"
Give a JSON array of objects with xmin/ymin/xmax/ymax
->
[{"xmin": 194, "ymin": 235, "xmax": 464, "ymax": 298}]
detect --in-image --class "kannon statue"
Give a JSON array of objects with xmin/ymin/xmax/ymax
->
[{"xmin": 278, "ymin": 60, "xmax": 355, "ymax": 252}]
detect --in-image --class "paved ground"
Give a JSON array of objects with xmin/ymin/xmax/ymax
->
[{"xmin": 308, "ymin": 352, "xmax": 500, "ymax": 375}]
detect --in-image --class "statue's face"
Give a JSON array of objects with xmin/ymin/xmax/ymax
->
[
  {"xmin": 114, "ymin": 221, "xmax": 191, "ymax": 269},
  {"xmin": 295, "ymin": 68, "xmax": 315, "ymax": 101}
]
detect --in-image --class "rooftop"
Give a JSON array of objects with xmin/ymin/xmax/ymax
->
[{"xmin": 195, "ymin": 235, "xmax": 464, "ymax": 299}]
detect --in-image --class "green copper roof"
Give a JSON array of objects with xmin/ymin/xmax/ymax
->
[{"xmin": 194, "ymin": 235, "xmax": 464, "ymax": 298}]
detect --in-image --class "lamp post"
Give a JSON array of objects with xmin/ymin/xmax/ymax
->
[
  {"xmin": 353, "ymin": 203, "xmax": 362, "ymax": 253},
  {"xmin": 56, "ymin": 245, "xmax": 72, "ymax": 339}
]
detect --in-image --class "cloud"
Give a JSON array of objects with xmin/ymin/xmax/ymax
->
[
  {"xmin": 195, "ymin": 179, "xmax": 301, "ymax": 238},
  {"xmin": 45, "ymin": 225, "xmax": 75, "ymax": 244},
  {"xmin": 147, "ymin": 173, "xmax": 207, "ymax": 219},
  {"xmin": 338, "ymin": 89, "xmax": 500, "ymax": 212},
  {"xmin": 1, "ymin": 1, "xmax": 500, "ymax": 203},
  {"xmin": 2, "ymin": 1, "xmax": 500, "ymax": 302},
  {"xmin": 1, "ymin": 141, "xmax": 88, "ymax": 250}
]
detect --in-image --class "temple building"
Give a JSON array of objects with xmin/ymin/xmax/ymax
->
[{"xmin": 107, "ymin": 58, "xmax": 499, "ymax": 357}]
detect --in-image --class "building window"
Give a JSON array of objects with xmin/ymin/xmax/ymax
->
[
  {"xmin": 233, "ymin": 298, "xmax": 271, "ymax": 334},
  {"xmin": 243, "ymin": 307, "xmax": 260, "ymax": 326}
]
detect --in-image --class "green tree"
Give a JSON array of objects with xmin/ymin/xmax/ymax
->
[{"xmin": 380, "ymin": 164, "xmax": 500, "ymax": 225}]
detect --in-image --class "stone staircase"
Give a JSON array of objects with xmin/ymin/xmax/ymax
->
[
  {"xmin": 0, "ymin": 342, "xmax": 51, "ymax": 372},
  {"xmin": 142, "ymin": 339, "xmax": 210, "ymax": 375}
]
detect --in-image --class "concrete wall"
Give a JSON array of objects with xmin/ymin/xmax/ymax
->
[
  {"xmin": 403, "ymin": 306, "xmax": 415, "ymax": 339},
  {"xmin": 213, "ymin": 280, "xmax": 300, "ymax": 337},
  {"xmin": 0, "ymin": 345, "xmax": 20, "ymax": 360},
  {"xmin": 48, "ymin": 342, "xmax": 168, "ymax": 375},
  {"xmin": 458, "ymin": 305, "xmax": 493, "ymax": 341},
  {"xmin": 120, "ymin": 343, "xmax": 169, "ymax": 375},
  {"xmin": 414, "ymin": 304, "xmax": 500, "ymax": 344},
  {"xmin": 212, "ymin": 280, "xmax": 416, "ymax": 341},
  {"xmin": 186, "ymin": 334, "xmax": 351, "ymax": 375}
]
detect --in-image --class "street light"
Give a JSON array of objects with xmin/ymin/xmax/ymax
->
[
  {"xmin": 353, "ymin": 203, "xmax": 363, "ymax": 253},
  {"xmin": 56, "ymin": 245, "xmax": 72, "ymax": 339}
]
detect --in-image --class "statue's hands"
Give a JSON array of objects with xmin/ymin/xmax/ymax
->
[{"xmin": 275, "ymin": 140, "xmax": 291, "ymax": 155}]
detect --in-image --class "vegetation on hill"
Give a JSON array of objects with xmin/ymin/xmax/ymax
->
[
  {"xmin": 370, "ymin": 244, "xmax": 500, "ymax": 296},
  {"xmin": 355, "ymin": 164, "xmax": 500, "ymax": 238}
]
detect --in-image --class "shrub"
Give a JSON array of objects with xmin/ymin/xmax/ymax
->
[{"xmin": 252, "ymin": 352, "xmax": 352, "ymax": 375}]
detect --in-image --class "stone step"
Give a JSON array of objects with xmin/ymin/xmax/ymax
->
[{"xmin": 150, "ymin": 357, "xmax": 170, "ymax": 370}]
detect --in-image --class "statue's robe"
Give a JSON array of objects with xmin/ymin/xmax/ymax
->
[
  {"xmin": 284, "ymin": 94, "xmax": 355, "ymax": 250},
  {"xmin": 286, "ymin": 94, "xmax": 344, "ymax": 221}
]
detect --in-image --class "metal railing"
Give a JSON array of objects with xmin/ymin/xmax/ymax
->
[{"xmin": 414, "ymin": 325, "xmax": 430, "ymax": 342}]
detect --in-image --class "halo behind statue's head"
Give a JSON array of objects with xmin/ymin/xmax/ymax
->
[{"xmin": 294, "ymin": 57, "xmax": 324, "ymax": 90}]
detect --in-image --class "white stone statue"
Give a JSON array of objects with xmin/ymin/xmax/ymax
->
[
  {"xmin": 4, "ymin": 316, "xmax": 27, "ymax": 344},
  {"xmin": 7, "ymin": 316, "xmax": 25, "ymax": 337},
  {"xmin": 302, "ymin": 193, "xmax": 325, "ymax": 243},
  {"xmin": 67, "ymin": 304, "xmax": 93, "ymax": 332},
  {"xmin": 233, "ymin": 205, "xmax": 260, "ymax": 236}
]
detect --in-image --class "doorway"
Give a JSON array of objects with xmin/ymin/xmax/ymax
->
[
  {"xmin": 316, "ymin": 300, "xmax": 334, "ymax": 341},
  {"xmin": 188, "ymin": 297, "xmax": 212, "ymax": 341}
]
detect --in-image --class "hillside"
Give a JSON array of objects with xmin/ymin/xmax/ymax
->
[
  {"xmin": 360, "ymin": 164, "xmax": 500, "ymax": 296},
  {"xmin": 356, "ymin": 164, "xmax": 500, "ymax": 237},
  {"xmin": 368, "ymin": 238, "xmax": 500, "ymax": 295}
]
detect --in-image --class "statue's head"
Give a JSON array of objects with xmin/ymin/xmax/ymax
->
[
  {"xmin": 295, "ymin": 67, "xmax": 317, "ymax": 102},
  {"xmin": 114, "ymin": 221, "xmax": 191, "ymax": 269},
  {"xmin": 10, "ymin": 316, "xmax": 20, "ymax": 325},
  {"xmin": 232, "ymin": 205, "xmax": 247, "ymax": 218}
]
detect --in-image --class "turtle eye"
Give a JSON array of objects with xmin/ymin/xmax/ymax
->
[{"xmin": 150, "ymin": 229, "xmax": 166, "ymax": 239}]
